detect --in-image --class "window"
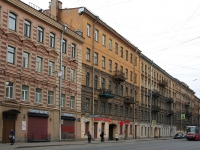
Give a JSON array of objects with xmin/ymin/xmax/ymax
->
[
  {"xmin": 38, "ymin": 26, "xmax": 43, "ymax": 43},
  {"xmin": 86, "ymin": 48, "xmax": 90, "ymax": 61},
  {"xmin": 108, "ymin": 103, "xmax": 111, "ymax": 114},
  {"xmin": 108, "ymin": 60, "xmax": 112, "ymax": 71},
  {"xmin": 61, "ymin": 94, "xmax": 65, "ymax": 107},
  {"xmin": 130, "ymin": 71, "xmax": 132, "ymax": 81},
  {"xmin": 62, "ymin": 39, "xmax": 66, "ymax": 53},
  {"xmin": 125, "ymin": 107, "xmax": 128, "ymax": 118},
  {"xmin": 71, "ymin": 69, "xmax": 75, "ymax": 82},
  {"xmin": 24, "ymin": 20, "xmax": 31, "ymax": 37},
  {"xmin": 126, "ymin": 50, "xmax": 128, "ymax": 60},
  {"xmin": 6, "ymin": 82, "xmax": 13, "ymax": 98},
  {"xmin": 94, "ymin": 52, "xmax": 98, "ymax": 65},
  {"xmin": 134, "ymin": 73, "xmax": 137, "ymax": 83},
  {"xmin": 115, "ymin": 43, "xmax": 118, "ymax": 54},
  {"xmin": 102, "ymin": 34, "xmax": 106, "ymax": 46},
  {"xmin": 115, "ymin": 63, "xmax": 118, "ymax": 72},
  {"xmin": 130, "ymin": 89, "xmax": 133, "ymax": 97},
  {"xmin": 95, "ymin": 29, "xmax": 99, "ymax": 42},
  {"xmin": 7, "ymin": 46, "xmax": 15, "ymax": 64},
  {"xmin": 109, "ymin": 39, "xmax": 112, "ymax": 50},
  {"xmin": 70, "ymin": 96, "xmax": 75, "ymax": 108},
  {"xmin": 114, "ymin": 83, "xmax": 118, "ymax": 95},
  {"xmin": 126, "ymin": 69, "xmax": 128, "ymax": 79},
  {"xmin": 85, "ymin": 98, "xmax": 90, "ymax": 111},
  {"xmin": 101, "ymin": 102, "xmax": 105, "ymax": 113},
  {"xmin": 50, "ymin": 33, "xmax": 55, "ymax": 48},
  {"xmin": 130, "ymin": 125, "xmax": 132, "ymax": 134},
  {"xmin": 102, "ymin": 56, "xmax": 105, "ymax": 68},
  {"xmin": 130, "ymin": 53, "xmax": 133, "ymax": 63},
  {"xmin": 126, "ymin": 87, "xmax": 128, "ymax": 96},
  {"xmin": 35, "ymin": 88, "xmax": 42, "ymax": 103},
  {"xmin": 94, "ymin": 100, "xmax": 98, "ymax": 113},
  {"xmin": 87, "ymin": 24, "xmax": 91, "ymax": 37},
  {"xmin": 22, "ymin": 85, "xmax": 29, "ymax": 101},
  {"xmin": 36, "ymin": 57, "xmax": 42, "ymax": 72},
  {"xmin": 48, "ymin": 91, "xmax": 54, "ymax": 105},
  {"xmin": 135, "ymin": 57, "xmax": 137, "ymax": 66},
  {"xmin": 48, "ymin": 61, "xmax": 54, "ymax": 76},
  {"xmin": 108, "ymin": 81, "xmax": 112, "ymax": 91},
  {"xmin": 61, "ymin": 66, "xmax": 65, "ymax": 79},
  {"xmin": 101, "ymin": 78, "xmax": 105, "ymax": 89},
  {"xmin": 114, "ymin": 105, "xmax": 118, "ymax": 116},
  {"xmin": 9, "ymin": 12, "xmax": 16, "ymax": 31},
  {"xmin": 23, "ymin": 52, "xmax": 29, "ymax": 68},
  {"xmin": 71, "ymin": 44, "xmax": 76, "ymax": 58},
  {"xmin": 120, "ymin": 85, "xmax": 123, "ymax": 96},
  {"xmin": 86, "ymin": 72, "xmax": 90, "ymax": 86},
  {"xmin": 94, "ymin": 75, "xmax": 98, "ymax": 89},
  {"xmin": 120, "ymin": 66, "xmax": 123, "ymax": 72},
  {"xmin": 120, "ymin": 106, "xmax": 123, "ymax": 117},
  {"xmin": 120, "ymin": 47, "xmax": 123, "ymax": 57}
]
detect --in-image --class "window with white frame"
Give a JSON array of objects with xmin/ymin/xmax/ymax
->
[
  {"xmin": 50, "ymin": 32, "xmax": 55, "ymax": 48},
  {"xmin": 23, "ymin": 52, "xmax": 29, "ymax": 68},
  {"xmin": 70, "ymin": 96, "xmax": 75, "ymax": 109},
  {"xmin": 22, "ymin": 85, "xmax": 29, "ymax": 101},
  {"xmin": 94, "ymin": 52, "xmax": 98, "ymax": 65},
  {"xmin": 48, "ymin": 91, "xmax": 54, "ymax": 105},
  {"xmin": 102, "ymin": 56, "xmax": 105, "ymax": 69},
  {"xmin": 71, "ymin": 44, "xmax": 76, "ymax": 58},
  {"xmin": 24, "ymin": 20, "xmax": 31, "ymax": 37},
  {"xmin": 62, "ymin": 39, "xmax": 66, "ymax": 53},
  {"xmin": 36, "ymin": 56, "xmax": 42, "ymax": 72},
  {"xmin": 109, "ymin": 39, "xmax": 112, "ymax": 50},
  {"xmin": 6, "ymin": 82, "xmax": 13, "ymax": 98},
  {"xmin": 38, "ymin": 26, "xmax": 43, "ymax": 43},
  {"xmin": 102, "ymin": 34, "xmax": 106, "ymax": 46},
  {"xmin": 108, "ymin": 60, "xmax": 112, "ymax": 71},
  {"xmin": 35, "ymin": 88, "xmax": 42, "ymax": 103},
  {"xmin": 71, "ymin": 69, "xmax": 75, "ymax": 82},
  {"xmin": 48, "ymin": 61, "xmax": 54, "ymax": 76},
  {"xmin": 7, "ymin": 46, "xmax": 15, "ymax": 64},
  {"xmin": 85, "ymin": 98, "xmax": 90, "ymax": 111},
  {"xmin": 87, "ymin": 24, "xmax": 91, "ymax": 37},
  {"xmin": 9, "ymin": 12, "xmax": 16, "ymax": 31},
  {"xmin": 61, "ymin": 94, "xmax": 65, "ymax": 107},
  {"xmin": 61, "ymin": 66, "xmax": 65, "ymax": 79},
  {"xmin": 86, "ymin": 48, "xmax": 90, "ymax": 61},
  {"xmin": 95, "ymin": 29, "xmax": 99, "ymax": 42}
]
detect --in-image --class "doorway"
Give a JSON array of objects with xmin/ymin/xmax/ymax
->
[
  {"xmin": 94, "ymin": 123, "xmax": 98, "ymax": 139},
  {"xmin": 125, "ymin": 125, "xmax": 128, "ymax": 139},
  {"xmin": 135, "ymin": 125, "xmax": 137, "ymax": 139},
  {"xmin": 109, "ymin": 124, "xmax": 116, "ymax": 140}
]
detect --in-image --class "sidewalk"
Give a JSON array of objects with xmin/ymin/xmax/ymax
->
[{"xmin": 0, "ymin": 137, "xmax": 171, "ymax": 150}]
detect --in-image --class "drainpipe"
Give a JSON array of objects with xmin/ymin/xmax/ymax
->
[{"xmin": 59, "ymin": 24, "xmax": 67, "ymax": 141}]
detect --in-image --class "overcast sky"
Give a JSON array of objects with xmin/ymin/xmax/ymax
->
[{"xmin": 21, "ymin": 0, "xmax": 200, "ymax": 98}]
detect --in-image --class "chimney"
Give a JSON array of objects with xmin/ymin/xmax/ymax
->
[
  {"xmin": 58, "ymin": 1, "xmax": 62, "ymax": 9},
  {"xmin": 50, "ymin": 0, "xmax": 58, "ymax": 20}
]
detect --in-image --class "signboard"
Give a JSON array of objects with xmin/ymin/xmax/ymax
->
[
  {"xmin": 152, "ymin": 120, "xmax": 156, "ymax": 126},
  {"xmin": 94, "ymin": 118, "xmax": 112, "ymax": 122},
  {"xmin": 90, "ymin": 114, "xmax": 100, "ymax": 118},
  {"xmin": 29, "ymin": 109, "xmax": 50, "ymax": 114},
  {"xmin": 181, "ymin": 114, "xmax": 185, "ymax": 120},
  {"xmin": 63, "ymin": 113, "xmax": 75, "ymax": 117},
  {"xmin": 22, "ymin": 121, "xmax": 26, "ymax": 131}
]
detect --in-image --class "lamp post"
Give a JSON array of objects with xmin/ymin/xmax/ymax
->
[{"xmin": 149, "ymin": 61, "xmax": 153, "ymax": 138}]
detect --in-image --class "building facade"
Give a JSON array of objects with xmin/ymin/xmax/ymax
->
[{"xmin": 0, "ymin": 0, "xmax": 83, "ymax": 143}]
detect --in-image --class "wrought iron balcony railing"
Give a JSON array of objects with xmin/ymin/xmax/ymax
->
[{"xmin": 113, "ymin": 70, "xmax": 126, "ymax": 82}]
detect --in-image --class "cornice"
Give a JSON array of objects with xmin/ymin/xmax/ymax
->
[{"xmin": 4, "ymin": 0, "xmax": 84, "ymax": 43}]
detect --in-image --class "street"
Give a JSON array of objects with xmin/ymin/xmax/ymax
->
[{"xmin": 13, "ymin": 139, "xmax": 200, "ymax": 150}]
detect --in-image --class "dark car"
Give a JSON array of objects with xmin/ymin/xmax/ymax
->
[
  {"xmin": 174, "ymin": 134, "xmax": 182, "ymax": 139},
  {"xmin": 182, "ymin": 134, "xmax": 186, "ymax": 138}
]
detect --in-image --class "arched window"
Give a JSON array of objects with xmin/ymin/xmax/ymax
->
[
  {"xmin": 120, "ymin": 85, "xmax": 123, "ymax": 96},
  {"xmin": 126, "ymin": 87, "xmax": 128, "ymax": 96},
  {"xmin": 114, "ymin": 83, "xmax": 118, "ymax": 95},
  {"xmin": 108, "ymin": 81, "xmax": 112, "ymax": 91},
  {"xmin": 101, "ymin": 78, "xmax": 105, "ymax": 89},
  {"xmin": 94, "ymin": 75, "xmax": 98, "ymax": 89},
  {"xmin": 86, "ymin": 72, "xmax": 90, "ymax": 86}
]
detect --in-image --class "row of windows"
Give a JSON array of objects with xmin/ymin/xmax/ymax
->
[
  {"xmin": 6, "ymin": 81, "xmax": 75, "ymax": 108},
  {"xmin": 8, "ymin": 46, "xmax": 76, "ymax": 81},
  {"xmin": 87, "ymin": 24, "xmax": 137, "ymax": 64},
  {"xmin": 8, "ymin": 12, "xmax": 76, "ymax": 57},
  {"xmin": 85, "ymin": 98, "xmax": 133, "ymax": 118}
]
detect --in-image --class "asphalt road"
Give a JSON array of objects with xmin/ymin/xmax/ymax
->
[{"xmin": 17, "ymin": 139, "xmax": 200, "ymax": 150}]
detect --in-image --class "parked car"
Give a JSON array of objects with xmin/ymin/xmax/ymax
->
[
  {"xmin": 174, "ymin": 134, "xmax": 182, "ymax": 139},
  {"xmin": 182, "ymin": 134, "xmax": 186, "ymax": 138}
]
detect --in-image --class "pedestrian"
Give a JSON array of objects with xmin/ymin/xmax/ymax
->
[
  {"xmin": 115, "ymin": 133, "xmax": 118, "ymax": 141},
  {"xmin": 87, "ymin": 131, "xmax": 91, "ymax": 143},
  {"xmin": 9, "ymin": 129, "xmax": 15, "ymax": 145},
  {"xmin": 100, "ymin": 131, "xmax": 104, "ymax": 142}
]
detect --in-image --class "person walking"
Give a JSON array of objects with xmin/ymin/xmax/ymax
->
[
  {"xmin": 9, "ymin": 129, "xmax": 15, "ymax": 145},
  {"xmin": 100, "ymin": 131, "xmax": 104, "ymax": 142},
  {"xmin": 115, "ymin": 133, "xmax": 119, "ymax": 141},
  {"xmin": 87, "ymin": 131, "xmax": 91, "ymax": 143}
]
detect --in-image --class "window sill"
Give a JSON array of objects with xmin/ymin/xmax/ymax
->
[
  {"xmin": 86, "ymin": 60, "xmax": 91, "ymax": 62},
  {"xmin": 34, "ymin": 102, "xmax": 42, "ymax": 106},
  {"xmin": 21, "ymin": 100, "xmax": 30, "ymax": 104}
]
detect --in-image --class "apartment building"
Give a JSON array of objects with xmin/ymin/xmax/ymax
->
[{"xmin": 0, "ymin": 0, "xmax": 83, "ymax": 143}]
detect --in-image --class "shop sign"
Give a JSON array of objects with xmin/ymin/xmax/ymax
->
[
  {"xmin": 29, "ymin": 109, "xmax": 50, "ymax": 114},
  {"xmin": 119, "ymin": 120, "xmax": 130, "ymax": 125},
  {"xmin": 93, "ymin": 118, "xmax": 112, "ymax": 122},
  {"xmin": 63, "ymin": 113, "xmax": 75, "ymax": 117},
  {"xmin": 90, "ymin": 114, "xmax": 100, "ymax": 118}
]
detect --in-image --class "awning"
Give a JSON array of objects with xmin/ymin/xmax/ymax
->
[
  {"xmin": 3, "ymin": 109, "xmax": 21, "ymax": 114},
  {"xmin": 61, "ymin": 116, "xmax": 76, "ymax": 121},
  {"xmin": 28, "ymin": 112, "xmax": 49, "ymax": 118}
]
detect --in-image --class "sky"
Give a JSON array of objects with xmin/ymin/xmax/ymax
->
[{"xmin": 21, "ymin": 0, "xmax": 200, "ymax": 98}]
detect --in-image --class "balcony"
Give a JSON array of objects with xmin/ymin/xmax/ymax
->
[
  {"xmin": 186, "ymin": 111, "xmax": 192, "ymax": 116},
  {"xmin": 124, "ymin": 96, "xmax": 135, "ymax": 104},
  {"xmin": 151, "ymin": 105, "xmax": 161, "ymax": 112},
  {"xmin": 158, "ymin": 80, "xmax": 167, "ymax": 87},
  {"xmin": 99, "ymin": 89, "xmax": 115, "ymax": 98},
  {"xmin": 166, "ymin": 97, "xmax": 174, "ymax": 103},
  {"xmin": 185, "ymin": 102, "xmax": 191, "ymax": 106},
  {"xmin": 167, "ymin": 110, "xmax": 174, "ymax": 116},
  {"xmin": 113, "ymin": 70, "xmax": 126, "ymax": 82},
  {"xmin": 152, "ymin": 90, "xmax": 160, "ymax": 98}
]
